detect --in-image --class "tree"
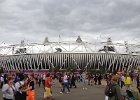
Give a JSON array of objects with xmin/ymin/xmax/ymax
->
[
  {"xmin": 66, "ymin": 66, "xmax": 71, "ymax": 72},
  {"xmin": 99, "ymin": 66, "xmax": 106, "ymax": 74},
  {"xmin": 54, "ymin": 66, "xmax": 60, "ymax": 72},
  {"xmin": 0, "ymin": 67, "xmax": 4, "ymax": 74},
  {"xmin": 88, "ymin": 67, "xmax": 95, "ymax": 74}
]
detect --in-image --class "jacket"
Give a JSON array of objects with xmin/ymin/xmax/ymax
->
[
  {"xmin": 109, "ymin": 82, "xmax": 122, "ymax": 100},
  {"xmin": 125, "ymin": 77, "xmax": 132, "ymax": 85}
]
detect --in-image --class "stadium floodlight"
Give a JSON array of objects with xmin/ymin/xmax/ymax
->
[
  {"xmin": 43, "ymin": 37, "xmax": 49, "ymax": 45},
  {"xmin": 107, "ymin": 37, "xmax": 112, "ymax": 45},
  {"xmin": 76, "ymin": 36, "xmax": 82, "ymax": 43},
  {"xmin": 125, "ymin": 41, "xmax": 129, "ymax": 53},
  {"xmin": 20, "ymin": 40, "xmax": 25, "ymax": 47}
]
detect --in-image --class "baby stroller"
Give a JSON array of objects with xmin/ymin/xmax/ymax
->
[{"xmin": 124, "ymin": 87, "xmax": 140, "ymax": 100}]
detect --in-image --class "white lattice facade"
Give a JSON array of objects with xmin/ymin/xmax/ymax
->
[{"xmin": 0, "ymin": 53, "xmax": 140, "ymax": 72}]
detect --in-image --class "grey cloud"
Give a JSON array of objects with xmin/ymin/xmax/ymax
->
[{"xmin": 0, "ymin": 0, "xmax": 140, "ymax": 43}]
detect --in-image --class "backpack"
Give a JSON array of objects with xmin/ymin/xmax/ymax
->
[{"xmin": 105, "ymin": 81, "xmax": 115, "ymax": 97}]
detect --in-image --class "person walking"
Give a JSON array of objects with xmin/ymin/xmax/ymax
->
[
  {"xmin": 38, "ymin": 75, "xmax": 42, "ymax": 87},
  {"xmin": 70, "ymin": 73, "xmax": 76, "ymax": 88},
  {"xmin": 98, "ymin": 73, "xmax": 102, "ymax": 85},
  {"xmin": 88, "ymin": 73, "xmax": 93, "ymax": 86},
  {"xmin": 15, "ymin": 75, "xmax": 28, "ymax": 100},
  {"xmin": 105, "ymin": 76, "xmax": 122, "ymax": 100},
  {"xmin": 0, "ymin": 74, "xmax": 4, "ymax": 89},
  {"xmin": 44, "ymin": 73, "xmax": 52, "ymax": 100},
  {"xmin": 27, "ymin": 75, "xmax": 35, "ymax": 100},
  {"xmin": 2, "ymin": 77, "xmax": 15, "ymax": 100},
  {"xmin": 81, "ymin": 71, "xmax": 87, "ymax": 90},
  {"xmin": 94, "ymin": 73, "xmax": 98, "ymax": 85},
  {"xmin": 43, "ymin": 74, "xmax": 46, "ymax": 87},
  {"xmin": 120, "ymin": 74, "xmax": 125, "ymax": 88},
  {"xmin": 125, "ymin": 73, "xmax": 132, "ymax": 90},
  {"xmin": 58, "ymin": 73, "xmax": 63, "ymax": 88},
  {"xmin": 60, "ymin": 73, "xmax": 70, "ymax": 94}
]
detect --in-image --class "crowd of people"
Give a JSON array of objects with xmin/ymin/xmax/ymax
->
[
  {"xmin": 0, "ymin": 71, "xmax": 35, "ymax": 100},
  {"xmin": 0, "ymin": 70, "xmax": 104, "ymax": 100},
  {"xmin": 1, "ymin": 70, "xmax": 140, "ymax": 100},
  {"xmin": 104, "ymin": 71, "xmax": 140, "ymax": 100}
]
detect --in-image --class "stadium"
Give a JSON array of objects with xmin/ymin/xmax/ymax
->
[{"xmin": 0, "ymin": 36, "xmax": 140, "ymax": 72}]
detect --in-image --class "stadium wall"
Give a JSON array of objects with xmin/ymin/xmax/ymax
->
[{"xmin": 0, "ymin": 53, "xmax": 140, "ymax": 72}]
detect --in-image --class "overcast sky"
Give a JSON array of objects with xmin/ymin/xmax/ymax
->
[{"xmin": 0, "ymin": 0, "xmax": 140, "ymax": 44}]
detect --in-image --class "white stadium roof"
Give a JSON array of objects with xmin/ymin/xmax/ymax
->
[{"xmin": 0, "ymin": 36, "xmax": 140, "ymax": 56}]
